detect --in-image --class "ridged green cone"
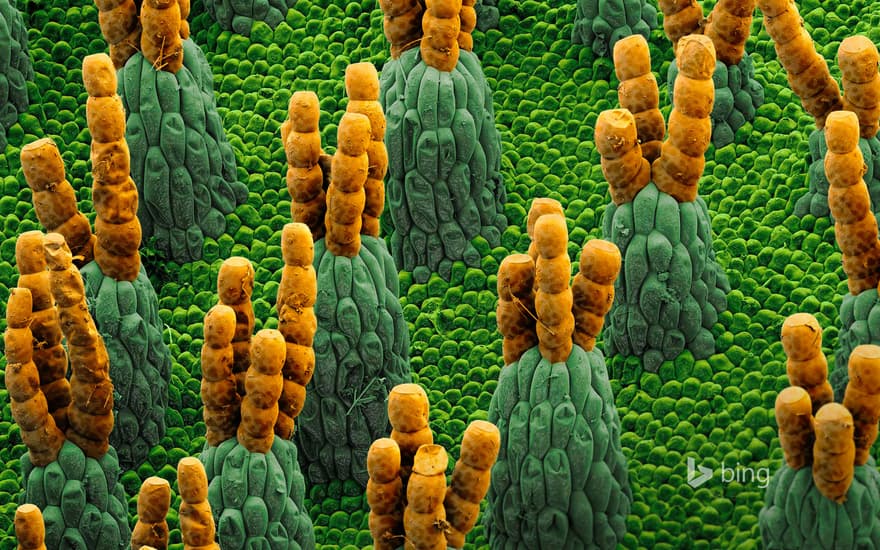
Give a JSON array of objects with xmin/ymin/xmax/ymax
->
[
  {"xmin": 206, "ymin": 0, "xmax": 294, "ymax": 35},
  {"xmin": 602, "ymin": 183, "xmax": 730, "ymax": 371},
  {"xmin": 20, "ymin": 441, "xmax": 131, "ymax": 550},
  {"xmin": 484, "ymin": 345, "xmax": 631, "ymax": 548},
  {"xmin": 380, "ymin": 47, "xmax": 507, "ymax": 283},
  {"xmin": 667, "ymin": 54, "xmax": 765, "ymax": 148},
  {"xmin": 201, "ymin": 436, "xmax": 316, "ymax": 549},
  {"xmin": 572, "ymin": 0, "xmax": 658, "ymax": 57},
  {"xmin": 797, "ymin": 129, "xmax": 880, "ymax": 220},
  {"xmin": 833, "ymin": 288, "xmax": 880, "ymax": 401},
  {"xmin": 119, "ymin": 39, "xmax": 247, "ymax": 263},
  {"xmin": 759, "ymin": 461, "xmax": 880, "ymax": 549},
  {"xmin": 79, "ymin": 262, "xmax": 172, "ymax": 470},
  {"xmin": 0, "ymin": 0, "xmax": 32, "ymax": 149},
  {"xmin": 296, "ymin": 236, "xmax": 411, "ymax": 487}
]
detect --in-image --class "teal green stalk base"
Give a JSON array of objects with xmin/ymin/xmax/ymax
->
[
  {"xmin": 205, "ymin": 0, "xmax": 294, "ymax": 35},
  {"xmin": 295, "ymin": 236, "xmax": 411, "ymax": 487},
  {"xmin": 380, "ymin": 47, "xmax": 507, "ymax": 283},
  {"xmin": 759, "ymin": 460, "xmax": 880, "ymax": 549},
  {"xmin": 833, "ymin": 287, "xmax": 880, "ymax": 401},
  {"xmin": 119, "ymin": 39, "xmax": 247, "ymax": 263},
  {"xmin": 603, "ymin": 183, "xmax": 730, "ymax": 372},
  {"xmin": 667, "ymin": 53, "xmax": 765, "ymax": 149},
  {"xmin": 796, "ymin": 129, "xmax": 880, "ymax": 220},
  {"xmin": 80, "ymin": 262, "xmax": 172, "ymax": 470},
  {"xmin": 20, "ymin": 441, "xmax": 131, "ymax": 550},
  {"xmin": 0, "ymin": 0, "xmax": 32, "ymax": 150},
  {"xmin": 202, "ymin": 437, "xmax": 315, "ymax": 549},
  {"xmin": 571, "ymin": 0, "xmax": 657, "ymax": 57},
  {"xmin": 484, "ymin": 345, "xmax": 632, "ymax": 548}
]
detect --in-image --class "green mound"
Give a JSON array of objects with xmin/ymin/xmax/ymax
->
[
  {"xmin": 296, "ymin": 236, "xmax": 411, "ymax": 487},
  {"xmin": 0, "ymin": 0, "xmax": 31, "ymax": 150},
  {"xmin": 205, "ymin": 0, "xmax": 295, "ymax": 35},
  {"xmin": 485, "ymin": 345, "xmax": 631, "ymax": 548},
  {"xmin": 380, "ymin": 47, "xmax": 506, "ymax": 283},
  {"xmin": 833, "ymin": 288, "xmax": 880, "ymax": 401},
  {"xmin": 667, "ymin": 54, "xmax": 765, "ymax": 148},
  {"xmin": 79, "ymin": 263, "xmax": 172, "ymax": 470},
  {"xmin": 603, "ymin": 183, "xmax": 730, "ymax": 371},
  {"xmin": 571, "ymin": 0, "xmax": 657, "ymax": 57},
  {"xmin": 20, "ymin": 441, "xmax": 130, "ymax": 550},
  {"xmin": 796, "ymin": 128, "xmax": 880, "ymax": 220},
  {"xmin": 119, "ymin": 38, "xmax": 247, "ymax": 263},
  {"xmin": 759, "ymin": 460, "xmax": 880, "ymax": 549},
  {"xmin": 202, "ymin": 436, "xmax": 315, "ymax": 549}
]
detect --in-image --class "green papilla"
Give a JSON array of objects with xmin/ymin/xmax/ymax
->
[
  {"xmin": 296, "ymin": 236, "xmax": 411, "ymax": 488},
  {"xmin": 603, "ymin": 183, "xmax": 730, "ymax": 372},
  {"xmin": 0, "ymin": 0, "xmax": 31, "ymax": 150},
  {"xmin": 380, "ymin": 47, "xmax": 507, "ymax": 283},
  {"xmin": 21, "ymin": 441, "xmax": 131, "ymax": 550},
  {"xmin": 760, "ymin": 460, "xmax": 880, "ymax": 549},
  {"xmin": 80, "ymin": 262, "xmax": 172, "ymax": 470},
  {"xmin": 571, "ymin": 0, "xmax": 657, "ymax": 57},
  {"xmin": 798, "ymin": 126, "xmax": 880, "ymax": 220},
  {"xmin": 667, "ymin": 53, "xmax": 765, "ymax": 148},
  {"xmin": 202, "ymin": 435, "xmax": 316, "ymax": 549},
  {"xmin": 205, "ymin": 0, "xmax": 295, "ymax": 36},
  {"xmin": 834, "ymin": 288, "xmax": 880, "ymax": 401},
  {"xmin": 485, "ymin": 345, "xmax": 632, "ymax": 548},
  {"xmin": 119, "ymin": 39, "xmax": 247, "ymax": 264}
]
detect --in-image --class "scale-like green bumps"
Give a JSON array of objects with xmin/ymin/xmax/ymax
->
[
  {"xmin": 296, "ymin": 236, "xmax": 411, "ymax": 487},
  {"xmin": 201, "ymin": 436, "xmax": 316, "ymax": 549},
  {"xmin": 833, "ymin": 289, "xmax": 880, "ymax": 401},
  {"xmin": 484, "ymin": 345, "xmax": 631, "ymax": 548},
  {"xmin": 380, "ymin": 47, "xmax": 507, "ymax": 283},
  {"xmin": 602, "ymin": 183, "xmax": 730, "ymax": 371},
  {"xmin": 20, "ymin": 441, "xmax": 131, "ymax": 550},
  {"xmin": 205, "ymin": 0, "xmax": 294, "ymax": 35},
  {"xmin": 79, "ymin": 262, "xmax": 172, "ymax": 470},
  {"xmin": 759, "ymin": 460, "xmax": 880, "ymax": 549},
  {"xmin": 572, "ymin": 0, "xmax": 657, "ymax": 57},
  {"xmin": 796, "ymin": 130, "xmax": 880, "ymax": 220},
  {"xmin": 119, "ymin": 39, "xmax": 247, "ymax": 263},
  {"xmin": 0, "ymin": 0, "xmax": 31, "ymax": 149},
  {"xmin": 667, "ymin": 54, "xmax": 765, "ymax": 148}
]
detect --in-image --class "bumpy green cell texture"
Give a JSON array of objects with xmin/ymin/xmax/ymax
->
[
  {"xmin": 603, "ymin": 183, "xmax": 730, "ymax": 372},
  {"xmin": 759, "ymin": 461, "xmax": 880, "ymax": 549},
  {"xmin": 119, "ymin": 39, "xmax": 248, "ymax": 263},
  {"xmin": 202, "ymin": 436, "xmax": 315, "ymax": 549},
  {"xmin": 667, "ymin": 54, "xmax": 765, "ymax": 148},
  {"xmin": 296, "ymin": 236, "xmax": 411, "ymax": 487},
  {"xmin": 572, "ymin": 0, "xmax": 657, "ymax": 57},
  {"xmin": 832, "ymin": 288, "xmax": 880, "ymax": 401},
  {"xmin": 20, "ymin": 441, "xmax": 131, "ymax": 550},
  {"xmin": 5, "ymin": 0, "xmax": 880, "ymax": 548},
  {"xmin": 206, "ymin": 0, "xmax": 294, "ymax": 35},
  {"xmin": 80, "ymin": 263, "xmax": 172, "ymax": 470},
  {"xmin": 0, "ymin": 0, "xmax": 31, "ymax": 150},
  {"xmin": 484, "ymin": 345, "xmax": 632, "ymax": 548},
  {"xmin": 380, "ymin": 47, "xmax": 507, "ymax": 283},
  {"xmin": 796, "ymin": 129, "xmax": 880, "ymax": 220}
]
